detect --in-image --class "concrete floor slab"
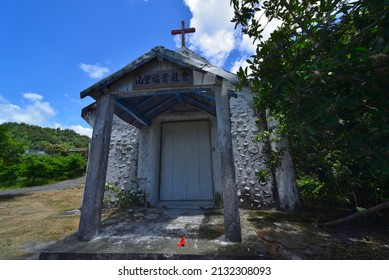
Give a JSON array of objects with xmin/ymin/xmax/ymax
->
[{"xmin": 39, "ymin": 208, "xmax": 270, "ymax": 260}]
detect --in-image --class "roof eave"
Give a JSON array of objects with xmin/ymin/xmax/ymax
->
[{"xmin": 80, "ymin": 46, "xmax": 239, "ymax": 99}]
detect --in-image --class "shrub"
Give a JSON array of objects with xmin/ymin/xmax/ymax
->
[
  {"xmin": 104, "ymin": 183, "xmax": 143, "ymax": 209},
  {"xmin": 63, "ymin": 154, "xmax": 86, "ymax": 178}
]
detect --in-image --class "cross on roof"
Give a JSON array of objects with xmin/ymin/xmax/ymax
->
[{"xmin": 171, "ymin": 21, "xmax": 196, "ymax": 48}]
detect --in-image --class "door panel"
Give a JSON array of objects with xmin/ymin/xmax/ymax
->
[{"xmin": 160, "ymin": 121, "xmax": 213, "ymax": 200}]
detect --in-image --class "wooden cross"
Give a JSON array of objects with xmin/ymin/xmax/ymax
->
[{"xmin": 171, "ymin": 21, "xmax": 196, "ymax": 47}]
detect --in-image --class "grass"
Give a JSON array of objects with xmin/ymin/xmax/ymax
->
[
  {"xmin": 0, "ymin": 185, "xmax": 84, "ymax": 259},
  {"xmin": 1, "ymin": 184, "xmax": 387, "ymax": 260}
]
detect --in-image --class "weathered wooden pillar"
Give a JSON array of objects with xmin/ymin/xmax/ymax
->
[
  {"xmin": 271, "ymin": 137, "xmax": 300, "ymax": 210},
  {"xmin": 266, "ymin": 113, "xmax": 300, "ymax": 210},
  {"xmin": 215, "ymin": 78, "xmax": 242, "ymax": 243},
  {"xmin": 78, "ymin": 93, "xmax": 114, "ymax": 241}
]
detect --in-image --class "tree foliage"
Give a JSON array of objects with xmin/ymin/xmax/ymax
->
[
  {"xmin": 0, "ymin": 126, "xmax": 25, "ymax": 165},
  {"xmin": 21, "ymin": 154, "xmax": 86, "ymax": 184},
  {"xmin": 231, "ymin": 0, "xmax": 389, "ymax": 208},
  {"xmin": 0, "ymin": 126, "xmax": 26, "ymax": 183},
  {"xmin": 0, "ymin": 122, "xmax": 90, "ymax": 154},
  {"xmin": 0, "ymin": 123, "xmax": 89, "ymax": 187}
]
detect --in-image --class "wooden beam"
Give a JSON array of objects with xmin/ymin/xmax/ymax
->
[
  {"xmin": 133, "ymin": 96, "xmax": 154, "ymax": 110},
  {"xmin": 175, "ymin": 94, "xmax": 185, "ymax": 107},
  {"xmin": 78, "ymin": 94, "xmax": 114, "ymax": 241},
  {"xmin": 109, "ymin": 85, "xmax": 218, "ymax": 97},
  {"xmin": 115, "ymin": 99, "xmax": 151, "ymax": 127},
  {"xmin": 184, "ymin": 96, "xmax": 216, "ymax": 115},
  {"xmin": 215, "ymin": 78, "xmax": 242, "ymax": 243},
  {"xmin": 191, "ymin": 91, "xmax": 215, "ymax": 101},
  {"xmin": 144, "ymin": 96, "xmax": 177, "ymax": 118}
]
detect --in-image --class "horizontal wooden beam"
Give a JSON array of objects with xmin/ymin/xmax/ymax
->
[
  {"xmin": 109, "ymin": 85, "xmax": 218, "ymax": 97},
  {"xmin": 186, "ymin": 91, "xmax": 215, "ymax": 101}
]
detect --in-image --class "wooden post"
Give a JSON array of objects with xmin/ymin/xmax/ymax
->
[
  {"xmin": 271, "ymin": 137, "xmax": 300, "ymax": 210},
  {"xmin": 78, "ymin": 93, "xmax": 114, "ymax": 241},
  {"xmin": 266, "ymin": 115, "xmax": 300, "ymax": 211},
  {"xmin": 215, "ymin": 78, "xmax": 242, "ymax": 242}
]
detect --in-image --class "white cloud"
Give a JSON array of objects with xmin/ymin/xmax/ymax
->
[
  {"xmin": 230, "ymin": 9, "xmax": 282, "ymax": 73},
  {"xmin": 0, "ymin": 93, "xmax": 56, "ymax": 125},
  {"xmin": 184, "ymin": 0, "xmax": 238, "ymax": 67},
  {"xmin": 23, "ymin": 92, "xmax": 43, "ymax": 102},
  {"xmin": 53, "ymin": 123, "xmax": 92, "ymax": 137},
  {"xmin": 183, "ymin": 0, "xmax": 282, "ymax": 72},
  {"xmin": 78, "ymin": 63, "xmax": 109, "ymax": 79},
  {"xmin": 0, "ymin": 94, "xmax": 10, "ymax": 104},
  {"xmin": 64, "ymin": 93, "xmax": 83, "ymax": 105},
  {"xmin": 230, "ymin": 56, "xmax": 251, "ymax": 74},
  {"xmin": 1, "ymin": 94, "xmax": 91, "ymax": 137},
  {"xmin": 253, "ymin": 10, "xmax": 282, "ymax": 42},
  {"xmin": 238, "ymin": 33, "xmax": 257, "ymax": 55},
  {"xmin": 69, "ymin": 125, "xmax": 92, "ymax": 137}
]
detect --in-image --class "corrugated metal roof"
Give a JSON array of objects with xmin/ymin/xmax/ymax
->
[{"xmin": 80, "ymin": 46, "xmax": 239, "ymax": 99}]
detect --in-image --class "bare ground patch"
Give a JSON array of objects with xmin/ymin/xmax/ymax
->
[
  {"xmin": 2, "ymin": 185, "xmax": 388, "ymax": 260},
  {"xmin": 0, "ymin": 186, "xmax": 84, "ymax": 259}
]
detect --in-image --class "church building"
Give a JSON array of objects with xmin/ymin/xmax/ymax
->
[{"xmin": 78, "ymin": 22, "xmax": 299, "ymax": 242}]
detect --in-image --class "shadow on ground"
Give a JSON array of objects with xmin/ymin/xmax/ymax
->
[
  {"xmin": 38, "ymin": 208, "xmax": 389, "ymax": 260},
  {"xmin": 247, "ymin": 210, "xmax": 389, "ymax": 259},
  {"xmin": 39, "ymin": 208, "xmax": 268, "ymax": 260},
  {"xmin": 0, "ymin": 194, "xmax": 28, "ymax": 202}
]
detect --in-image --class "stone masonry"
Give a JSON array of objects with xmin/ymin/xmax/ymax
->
[
  {"xmin": 106, "ymin": 116, "xmax": 138, "ymax": 189},
  {"xmin": 230, "ymin": 91, "xmax": 274, "ymax": 209},
  {"xmin": 85, "ymin": 91, "xmax": 275, "ymax": 210}
]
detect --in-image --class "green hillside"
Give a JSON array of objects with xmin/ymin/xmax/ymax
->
[
  {"xmin": 0, "ymin": 122, "xmax": 90, "ymax": 154},
  {"xmin": 0, "ymin": 123, "xmax": 90, "ymax": 188}
]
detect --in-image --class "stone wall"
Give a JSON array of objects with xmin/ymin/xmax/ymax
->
[
  {"xmin": 106, "ymin": 115, "xmax": 139, "ymax": 189},
  {"xmin": 230, "ymin": 92, "xmax": 275, "ymax": 209},
  {"xmin": 83, "ymin": 94, "xmax": 275, "ymax": 209}
]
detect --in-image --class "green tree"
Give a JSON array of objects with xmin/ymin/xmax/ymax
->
[
  {"xmin": 0, "ymin": 126, "xmax": 26, "ymax": 184},
  {"xmin": 21, "ymin": 154, "xmax": 53, "ymax": 184},
  {"xmin": 231, "ymin": 0, "xmax": 389, "ymax": 208},
  {"xmin": 63, "ymin": 154, "xmax": 87, "ymax": 178},
  {"xmin": 1, "ymin": 122, "xmax": 90, "ymax": 152},
  {"xmin": 45, "ymin": 143, "xmax": 69, "ymax": 156},
  {"xmin": 18, "ymin": 153, "xmax": 87, "ymax": 185}
]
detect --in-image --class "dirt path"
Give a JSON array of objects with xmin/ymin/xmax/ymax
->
[{"xmin": 0, "ymin": 176, "xmax": 85, "ymax": 197}]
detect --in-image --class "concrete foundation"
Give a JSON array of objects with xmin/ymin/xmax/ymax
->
[{"xmin": 40, "ymin": 208, "xmax": 270, "ymax": 260}]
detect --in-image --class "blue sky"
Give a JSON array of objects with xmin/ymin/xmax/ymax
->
[{"xmin": 0, "ymin": 0, "xmax": 278, "ymax": 137}]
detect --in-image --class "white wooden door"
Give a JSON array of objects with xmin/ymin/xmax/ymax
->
[{"xmin": 160, "ymin": 121, "xmax": 213, "ymax": 200}]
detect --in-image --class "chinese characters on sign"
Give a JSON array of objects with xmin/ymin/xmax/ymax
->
[{"xmin": 133, "ymin": 69, "xmax": 193, "ymax": 90}]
